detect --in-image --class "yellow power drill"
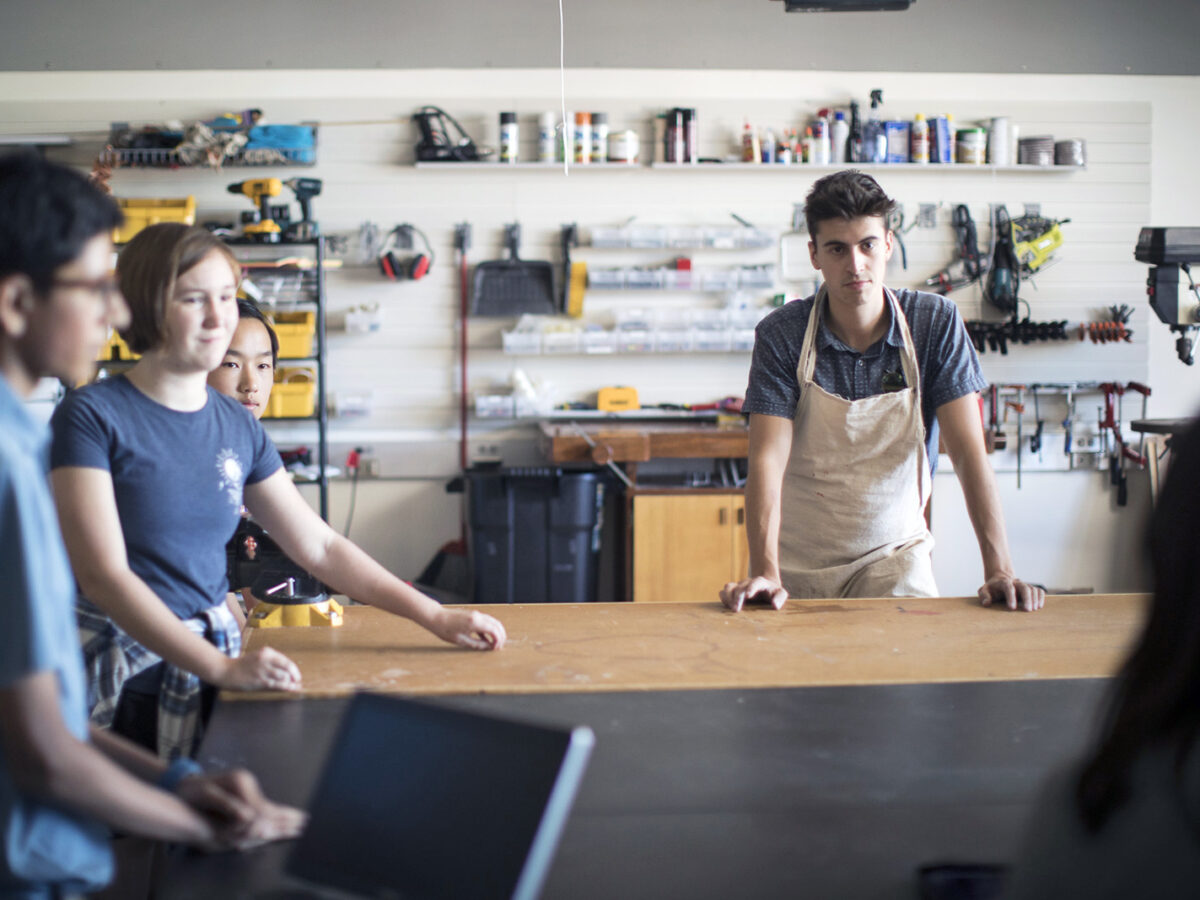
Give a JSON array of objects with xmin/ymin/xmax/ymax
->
[{"xmin": 227, "ymin": 178, "xmax": 283, "ymax": 241}]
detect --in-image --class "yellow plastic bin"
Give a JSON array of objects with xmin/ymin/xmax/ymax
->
[
  {"xmin": 271, "ymin": 311, "xmax": 316, "ymax": 359},
  {"xmin": 265, "ymin": 367, "xmax": 315, "ymax": 418},
  {"xmin": 114, "ymin": 196, "xmax": 196, "ymax": 244}
]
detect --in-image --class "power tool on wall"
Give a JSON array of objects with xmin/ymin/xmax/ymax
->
[
  {"xmin": 282, "ymin": 177, "xmax": 322, "ymax": 241},
  {"xmin": 228, "ymin": 177, "xmax": 284, "ymax": 242},
  {"xmin": 1134, "ymin": 227, "xmax": 1200, "ymax": 364}
]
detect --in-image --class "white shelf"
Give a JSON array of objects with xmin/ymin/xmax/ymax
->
[
  {"xmin": 413, "ymin": 160, "xmax": 1082, "ymax": 174},
  {"xmin": 650, "ymin": 162, "xmax": 1083, "ymax": 174},
  {"xmin": 413, "ymin": 160, "xmax": 641, "ymax": 170}
]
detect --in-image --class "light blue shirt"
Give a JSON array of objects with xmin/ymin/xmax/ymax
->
[{"xmin": 0, "ymin": 377, "xmax": 112, "ymax": 895}]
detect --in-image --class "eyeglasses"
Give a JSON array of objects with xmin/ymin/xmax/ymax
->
[{"xmin": 50, "ymin": 276, "xmax": 122, "ymax": 301}]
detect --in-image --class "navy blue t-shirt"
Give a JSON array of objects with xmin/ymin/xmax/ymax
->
[{"xmin": 50, "ymin": 375, "xmax": 282, "ymax": 620}]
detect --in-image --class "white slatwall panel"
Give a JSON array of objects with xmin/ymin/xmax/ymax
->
[{"xmin": 0, "ymin": 85, "xmax": 1149, "ymax": 473}]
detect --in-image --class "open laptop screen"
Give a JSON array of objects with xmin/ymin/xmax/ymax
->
[{"xmin": 286, "ymin": 693, "xmax": 594, "ymax": 900}]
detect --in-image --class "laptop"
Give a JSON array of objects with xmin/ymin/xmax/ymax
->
[{"xmin": 284, "ymin": 693, "xmax": 595, "ymax": 900}]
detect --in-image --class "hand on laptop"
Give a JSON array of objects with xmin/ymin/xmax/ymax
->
[{"xmin": 178, "ymin": 768, "xmax": 307, "ymax": 851}]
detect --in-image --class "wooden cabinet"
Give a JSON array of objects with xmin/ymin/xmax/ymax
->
[{"xmin": 632, "ymin": 491, "xmax": 749, "ymax": 603}]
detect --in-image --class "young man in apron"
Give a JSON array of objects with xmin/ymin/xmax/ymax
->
[{"xmin": 721, "ymin": 170, "xmax": 1044, "ymax": 611}]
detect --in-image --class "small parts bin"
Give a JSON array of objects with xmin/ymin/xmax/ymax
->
[
  {"xmin": 270, "ymin": 310, "xmax": 316, "ymax": 358},
  {"xmin": 263, "ymin": 367, "xmax": 315, "ymax": 419},
  {"xmin": 468, "ymin": 468, "xmax": 604, "ymax": 604},
  {"xmin": 113, "ymin": 196, "xmax": 196, "ymax": 244}
]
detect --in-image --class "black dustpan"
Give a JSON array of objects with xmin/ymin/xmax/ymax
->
[{"xmin": 470, "ymin": 223, "xmax": 557, "ymax": 316}]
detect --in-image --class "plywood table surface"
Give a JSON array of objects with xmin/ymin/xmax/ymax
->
[{"xmin": 229, "ymin": 594, "xmax": 1148, "ymax": 700}]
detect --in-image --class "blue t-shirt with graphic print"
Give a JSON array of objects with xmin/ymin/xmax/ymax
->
[{"xmin": 50, "ymin": 375, "xmax": 282, "ymax": 620}]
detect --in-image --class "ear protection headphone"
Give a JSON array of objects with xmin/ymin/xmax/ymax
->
[{"xmin": 378, "ymin": 224, "xmax": 435, "ymax": 281}]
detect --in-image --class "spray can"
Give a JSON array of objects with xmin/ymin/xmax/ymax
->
[
  {"xmin": 499, "ymin": 112, "xmax": 519, "ymax": 164},
  {"xmin": 591, "ymin": 112, "xmax": 609, "ymax": 163},
  {"xmin": 574, "ymin": 112, "xmax": 591, "ymax": 164},
  {"xmin": 538, "ymin": 112, "xmax": 557, "ymax": 163},
  {"xmin": 685, "ymin": 108, "xmax": 699, "ymax": 164},
  {"xmin": 910, "ymin": 113, "xmax": 929, "ymax": 164},
  {"xmin": 831, "ymin": 109, "xmax": 849, "ymax": 164},
  {"xmin": 667, "ymin": 108, "xmax": 685, "ymax": 163}
]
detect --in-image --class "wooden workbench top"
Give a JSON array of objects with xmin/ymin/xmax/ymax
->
[{"xmin": 231, "ymin": 594, "xmax": 1148, "ymax": 699}]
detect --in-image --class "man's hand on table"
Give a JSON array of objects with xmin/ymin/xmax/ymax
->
[
  {"xmin": 720, "ymin": 576, "xmax": 788, "ymax": 612},
  {"xmin": 178, "ymin": 768, "xmax": 307, "ymax": 851},
  {"xmin": 430, "ymin": 607, "xmax": 507, "ymax": 650},
  {"xmin": 978, "ymin": 573, "xmax": 1046, "ymax": 612}
]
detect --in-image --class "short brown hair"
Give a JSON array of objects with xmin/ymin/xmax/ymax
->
[
  {"xmin": 804, "ymin": 169, "xmax": 898, "ymax": 239},
  {"xmin": 117, "ymin": 223, "xmax": 240, "ymax": 354}
]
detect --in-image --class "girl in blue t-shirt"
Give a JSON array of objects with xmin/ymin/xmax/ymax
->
[{"xmin": 50, "ymin": 224, "xmax": 506, "ymax": 759}]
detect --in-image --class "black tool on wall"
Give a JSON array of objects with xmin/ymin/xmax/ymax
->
[
  {"xmin": 413, "ymin": 105, "xmax": 480, "ymax": 162},
  {"xmin": 470, "ymin": 223, "xmax": 557, "ymax": 316},
  {"xmin": 984, "ymin": 205, "xmax": 1020, "ymax": 315}
]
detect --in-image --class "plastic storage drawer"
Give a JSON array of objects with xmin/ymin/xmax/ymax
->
[{"xmin": 467, "ymin": 468, "xmax": 604, "ymax": 605}]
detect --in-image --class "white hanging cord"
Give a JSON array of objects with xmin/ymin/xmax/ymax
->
[{"xmin": 559, "ymin": 0, "xmax": 569, "ymax": 176}]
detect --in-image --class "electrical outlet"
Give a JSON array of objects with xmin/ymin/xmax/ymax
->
[
  {"xmin": 917, "ymin": 203, "xmax": 938, "ymax": 229},
  {"xmin": 361, "ymin": 457, "xmax": 381, "ymax": 478}
]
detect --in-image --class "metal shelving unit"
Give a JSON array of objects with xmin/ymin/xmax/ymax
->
[{"xmin": 230, "ymin": 236, "xmax": 330, "ymax": 522}]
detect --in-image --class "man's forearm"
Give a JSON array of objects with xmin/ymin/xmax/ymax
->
[
  {"xmin": 955, "ymin": 452, "xmax": 1015, "ymax": 578},
  {"xmin": 745, "ymin": 469, "xmax": 783, "ymax": 582}
]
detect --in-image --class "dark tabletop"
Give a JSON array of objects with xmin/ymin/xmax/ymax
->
[{"xmin": 161, "ymin": 679, "xmax": 1109, "ymax": 900}]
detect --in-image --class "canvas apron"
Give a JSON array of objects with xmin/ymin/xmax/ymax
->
[{"xmin": 778, "ymin": 287, "xmax": 938, "ymax": 599}]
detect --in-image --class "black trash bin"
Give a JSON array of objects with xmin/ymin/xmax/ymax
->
[{"xmin": 467, "ymin": 467, "xmax": 604, "ymax": 604}]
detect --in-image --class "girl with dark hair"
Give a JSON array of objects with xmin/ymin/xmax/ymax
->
[{"xmin": 1006, "ymin": 421, "xmax": 1200, "ymax": 896}]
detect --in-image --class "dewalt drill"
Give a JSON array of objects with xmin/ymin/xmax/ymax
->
[
  {"xmin": 227, "ymin": 178, "xmax": 283, "ymax": 242},
  {"xmin": 283, "ymin": 177, "xmax": 322, "ymax": 241}
]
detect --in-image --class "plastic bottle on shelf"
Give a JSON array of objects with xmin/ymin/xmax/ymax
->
[
  {"xmin": 831, "ymin": 109, "xmax": 849, "ymax": 164},
  {"xmin": 741, "ymin": 121, "xmax": 757, "ymax": 163},
  {"xmin": 910, "ymin": 113, "xmax": 929, "ymax": 164},
  {"xmin": 763, "ymin": 127, "xmax": 776, "ymax": 164},
  {"xmin": 654, "ymin": 113, "xmax": 668, "ymax": 164},
  {"xmin": 813, "ymin": 116, "xmax": 832, "ymax": 166},
  {"xmin": 801, "ymin": 126, "xmax": 814, "ymax": 164},
  {"xmin": 863, "ymin": 89, "xmax": 886, "ymax": 163},
  {"xmin": 848, "ymin": 100, "xmax": 863, "ymax": 163}
]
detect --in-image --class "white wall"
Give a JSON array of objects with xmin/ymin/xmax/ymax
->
[{"xmin": 4, "ymin": 67, "xmax": 1196, "ymax": 594}]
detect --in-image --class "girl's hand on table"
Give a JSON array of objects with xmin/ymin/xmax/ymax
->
[
  {"xmin": 215, "ymin": 646, "xmax": 303, "ymax": 691},
  {"xmin": 430, "ymin": 607, "xmax": 507, "ymax": 650}
]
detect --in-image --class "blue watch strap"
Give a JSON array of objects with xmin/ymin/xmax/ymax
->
[{"xmin": 158, "ymin": 758, "xmax": 204, "ymax": 792}]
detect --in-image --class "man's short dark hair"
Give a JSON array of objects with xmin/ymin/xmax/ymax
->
[
  {"xmin": 236, "ymin": 297, "xmax": 279, "ymax": 365},
  {"xmin": 804, "ymin": 169, "xmax": 898, "ymax": 239},
  {"xmin": 0, "ymin": 152, "xmax": 122, "ymax": 293}
]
